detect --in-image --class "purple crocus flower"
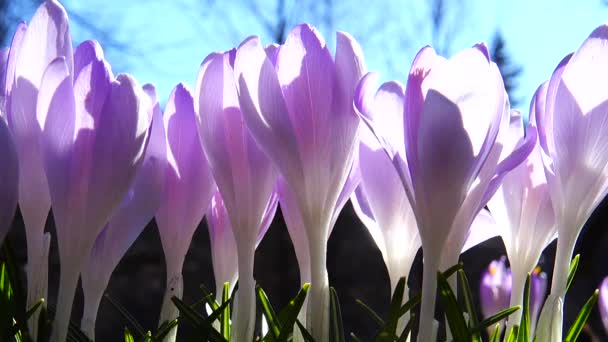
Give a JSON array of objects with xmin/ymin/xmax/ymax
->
[
  {"xmin": 79, "ymin": 84, "xmax": 166, "ymax": 339},
  {"xmin": 235, "ymin": 25, "xmax": 366, "ymax": 340},
  {"xmin": 0, "ymin": 117, "xmax": 18, "ymax": 246},
  {"xmin": 599, "ymin": 277, "xmax": 608, "ymax": 335},
  {"xmin": 40, "ymin": 39, "xmax": 150, "ymax": 342},
  {"xmin": 534, "ymin": 25, "xmax": 608, "ymax": 340},
  {"xmin": 1, "ymin": 47, "xmax": 8, "ymax": 114},
  {"xmin": 485, "ymin": 108, "xmax": 555, "ymax": 331},
  {"xmin": 4, "ymin": 2, "xmax": 72, "ymax": 335},
  {"xmin": 480, "ymin": 258, "xmax": 548, "ymax": 335},
  {"xmin": 155, "ymin": 83, "xmax": 215, "ymax": 342},
  {"xmin": 196, "ymin": 50, "xmax": 278, "ymax": 341},
  {"xmin": 480, "ymin": 257, "xmax": 512, "ymax": 323},
  {"xmin": 355, "ymin": 45, "xmax": 535, "ymax": 341}
]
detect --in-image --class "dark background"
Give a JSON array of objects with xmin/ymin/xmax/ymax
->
[{"xmin": 4, "ymin": 194, "xmax": 608, "ymax": 341}]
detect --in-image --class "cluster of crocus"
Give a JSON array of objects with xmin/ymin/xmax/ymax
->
[
  {"xmin": 3, "ymin": 1, "xmax": 608, "ymax": 341},
  {"xmin": 479, "ymin": 257, "xmax": 548, "ymax": 335}
]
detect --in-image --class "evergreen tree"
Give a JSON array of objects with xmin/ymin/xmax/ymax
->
[{"xmin": 491, "ymin": 31, "xmax": 523, "ymax": 107}]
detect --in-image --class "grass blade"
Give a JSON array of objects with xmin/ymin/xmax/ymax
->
[
  {"xmin": 564, "ymin": 289, "xmax": 599, "ymax": 342},
  {"xmin": 329, "ymin": 287, "xmax": 345, "ymax": 342}
]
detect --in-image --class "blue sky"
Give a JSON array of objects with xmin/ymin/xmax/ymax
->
[{"xmin": 7, "ymin": 0, "xmax": 608, "ymax": 111}]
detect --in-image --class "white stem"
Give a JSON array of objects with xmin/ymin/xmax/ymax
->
[
  {"xmin": 417, "ymin": 254, "xmax": 440, "ymax": 342},
  {"xmin": 81, "ymin": 286, "xmax": 104, "ymax": 340},
  {"xmin": 26, "ymin": 232, "xmax": 50, "ymax": 340},
  {"xmin": 307, "ymin": 240, "xmax": 329, "ymax": 342},
  {"xmin": 158, "ymin": 273, "xmax": 183, "ymax": 342},
  {"xmin": 231, "ymin": 246, "xmax": 256, "ymax": 342},
  {"xmin": 506, "ymin": 268, "xmax": 527, "ymax": 334},
  {"xmin": 50, "ymin": 266, "xmax": 81, "ymax": 342}
]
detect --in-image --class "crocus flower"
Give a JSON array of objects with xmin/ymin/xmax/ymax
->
[
  {"xmin": 480, "ymin": 258, "xmax": 548, "ymax": 335},
  {"xmin": 197, "ymin": 50, "xmax": 278, "ymax": 341},
  {"xmin": 351, "ymin": 81, "xmax": 421, "ymax": 296},
  {"xmin": 235, "ymin": 25, "xmax": 366, "ymax": 340},
  {"xmin": 40, "ymin": 40, "xmax": 150, "ymax": 342},
  {"xmin": 79, "ymin": 84, "xmax": 166, "ymax": 339},
  {"xmin": 480, "ymin": 257, "xmax": 512, "ymax": 323},
  {"xmin": 155, "ymin": 83, "xmax": 215, "ymax": 342},
  {"xmin": 1, "ymin": 47, "xmax": 8, "ymax": 113},
  {"xmin": 599, "ymin": 276, "xmax": 608, "ymax": 335},
  {"xmin": 534, "ymin": 25, "xmax": 608, "ymax": 341},
  {"xmin": 0, "ymin": 117, "xmax": 18, "ymax": 245},
  {"xmin": 486, "ymin": 108, "xmax": 556, "ymax": 330},
  {"xmin": 355, "ymin": 45, "xmax": 535, "ymax": 341},
  {"xmin": 5, "ymin": 2, "xmax": 72, "ymax": 336}
]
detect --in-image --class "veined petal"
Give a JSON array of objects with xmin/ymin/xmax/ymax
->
[
  {"xmin": 235, "ymin": 36, "xmax": 303, "ymax": 189},
  {"xmin": 39, "ymin": 57, "xmax": 75, "ymax": 240},
  {"xmin": 74, "ymin": 40, "xmax": 105, "ymax": 80},
  {"xmin": 276, "ymin": 24, "xmax": 336, "ymax": 167},
  {"xmin": 461, "ymin": 209, "xmax": 498, "ymax": 253},
  {"xmin": 278, "ymin": 178, "xmax": 311, "ymax": 284},
  {"xmin": 207, "ymin": 190, "xmax": 239, "ymax": 296},
  {"xmin": 156, "ymin": 83, "xmax": 215, "ymax": 273},
  {"xmin": 198, "ymin": 51, "xmax": 276, "ymax": 246},
  {"xmin": 83, "ymin": 83, "xmax": 166, "ymax": 290},
  {"xmin": 4, "ymin": 22, "xmax": 27, "ymax": 114},
  {"xmin": 404, "ymin": 45, "xmax": 441, "ymax": 180}
]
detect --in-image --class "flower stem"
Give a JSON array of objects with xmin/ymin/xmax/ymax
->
[
  {"xmin": 26, "ymin": 232, "xmax": 50, "ymax": 341},
  {"xmin": 418, "ymin": 254, "xmax": 440, "ymax": 342},
  {"xmin": 50, "ymin": 266, "xmax": 81, "ymax": 342},
  {"xmin": 232, "ymin": 245, "xmax": 256, "ymax": 342},
  {"xmin": 81, "ymin": 286, "xmax": 104, "ymax": 340},
  {"xmin": 158, "ymin": 272, "xmax": 183, "ymax": 342},
  {"xmin": 506, "ymin": 268, "xmax": 527, "ymax": 333},
  {"xmin": 307, "ymin": 238, "xmax": 329, "ymax": 342}
]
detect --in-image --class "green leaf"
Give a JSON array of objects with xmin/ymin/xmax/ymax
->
[
  {"xmin": 566, "ymin": 254, "xmax": 580, "ymax": 293},
  {"xmin": 329, "ymin": 287, "xmax": 345, "ymax": 342},
  {"xmin": 564, "ymin": 289, "xmax": 599, "ymax": 342},
  {"xmin": 355, "ymin": 299, "xmax": 385, "ymax": 327},
  {"xmin": 0, "ymin": 262, "xmax": 15, "ymax": 339},
  {"xmin": 473, "ymin": 306, "xmax": 520, "ymax": 334},
  {"xmin": 443, "ymin": 262, "xmax": 464, "ymax": 279},
  {"xmin": 105, "ymin": 293, "xmax": 146, "ymax": 338},
  {"xmin": 220, "ymin": 282, "xmax": 230, "ymax": 341},
  {"xmin": 437, "ymin": 271, "xmax": 471, "ymax": 342},
  {"xmin": 506, "ymin": 326, "xmax": 519, "ymax": 342},
  {"xmin": 170, "ymin": 296, "xmax": 228, "ymax": 342},
  {"xmin": 489, "ymin": 323, "xmax": 502, "ymax": 342},
  {"xmin": 26, "ymin": 298, "xmax": 45, "ymax": 321},
  {"xmin": 385, "ymin": 277, "xmax": 406, "ymax": 334},
  {"xmin": 124, "ymin": 327, "xmax": 135, "ymax": 342},
  {"xmin": 517, "ymin": 274, "xmax": 531, "ymax": 342},
  {"xmin": 457, "ymin": 269, "xmax": 478, "ymax": 327},
  {"xmin": 199, "ymin": 283, "xmax": 220, "ymax": 312},
  {"xmin": 296, "ymin": 320, "xmax": 315, "ymax": 342},
  {"xmin": 153, "ymin": 319, "xmax": 178, "ymax": 340},
  {"xmin": 256, "ymin": 285, "xmax": 281, "ymax": 339},
  {"xmin": 397, "ymin": 314, "xmax": 415, "ymax": 342},
  {"xmin": 396, "ymin": 293, "xmax": 421, "ymax": 318},
  {"xmin": 276, "ymin": 283, "xmax": 310, "ymax": 340}
]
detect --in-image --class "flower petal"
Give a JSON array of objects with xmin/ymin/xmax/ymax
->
[
  {"xmin": 156, "ymin": 83, "xmax": 215, "ymax": 273},
  {"xmin": 198, "ymin": 51, "xmax": 276, "ymax": 245},
  {"xmin": 235, "ymin": 36, "xmax": 303, "ymax": 186}
]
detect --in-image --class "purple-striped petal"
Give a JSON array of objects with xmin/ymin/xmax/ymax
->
[{"xmin": 156, "ymin": 83, "xmax": 214, "ymax": 274}]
